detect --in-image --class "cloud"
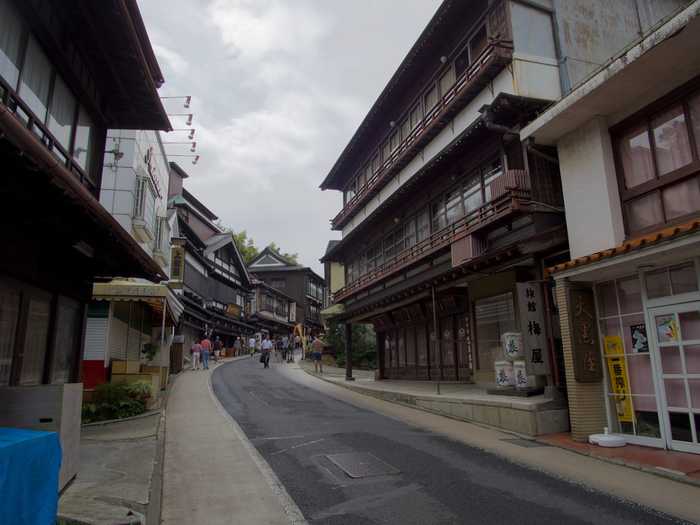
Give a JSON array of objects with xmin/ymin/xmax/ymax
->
[{"xmin": 152, "ymin": 44, "xmax": 189, "ymax": 75}]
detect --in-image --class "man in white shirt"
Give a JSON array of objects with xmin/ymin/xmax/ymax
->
[
  {"xmin": 248, "ymin": 336, "xmax": 256, "ymax": 357},
  {"xmin": 261, "ymin": 336, "xmax": 273, "ymax": 368}
]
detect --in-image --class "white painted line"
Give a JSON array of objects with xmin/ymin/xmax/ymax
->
[
  {"xmin": 208, "ymin": 373, "xmax": 308, "ymax": 525},
  {"xmin": 270, "ymin": 438, "xmax": 325, "ymax": 457}
]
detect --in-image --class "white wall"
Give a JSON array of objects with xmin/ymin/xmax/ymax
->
[{"xmin": 557, "ymin": 117, "xmax": 625, "ymax": 258}]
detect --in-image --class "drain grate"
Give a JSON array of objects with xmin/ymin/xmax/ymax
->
[
  {"xmin": 326, "ymin": 452, "xmax": 400, "ymax": 479},
  {"xmin": 500, "ymin": 438, "xmax": 551, "ymax": 448}
]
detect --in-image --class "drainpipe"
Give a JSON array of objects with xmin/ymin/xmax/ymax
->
[
  {"xmin": 345, "ymin": 322, "xmax": 354, "ymax": 381},
  {"xmin": 431, "ymin": 285, "xmax": 442, "ymax": 380}
]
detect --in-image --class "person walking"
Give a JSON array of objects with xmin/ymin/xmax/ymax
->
[
  {"xmin": 213, "ymin": 336, "xmax": 223, "ymax": 363},
  {"xmin": 311, "ymin": 336, "xmax": 324, "ymax": 374},
  {"xmin": 282, "ymin": 334, "xmax": 290, "ymax": 363},
  {"xmin": 190, "ymin": 340, "xmax": 202, "ymax": 371},
  {"xmin": 200, "ymin": 336, "xmax": 212, "ymax": 370},
  {"xmin": 261, "ymin": 336, "xmax": 273, "ymax": 368},
  {"xmin": 248, "ymin": 335, "xmax": 256, "ymax": 357},
  {"xmin": 233, "ymin": 336, "xmax": 242, "ymax": 357}
]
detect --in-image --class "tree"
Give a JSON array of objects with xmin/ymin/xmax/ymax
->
[
  {"xmin": 326, "ymin": 319, "xmax": 377, "ymax": 369},
  {"xmin": 230, "ymin": 230, "xmax": 299, "ymax": 265},
  {"xmin": 267, "ymin": 242, "xmax": 298, "ymax": 265}
]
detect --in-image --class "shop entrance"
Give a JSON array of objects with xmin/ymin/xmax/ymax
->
[{"xmin": 650, "ymin": 301, "xmax": 700, "ymax": 453}]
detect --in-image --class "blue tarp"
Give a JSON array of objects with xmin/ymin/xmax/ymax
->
[{"xmin": 0, "ymin": 427, "xmax": 61, "ymax": 525}]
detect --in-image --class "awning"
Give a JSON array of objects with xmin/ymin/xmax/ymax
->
[
  {"xmin": 321, "ymin": 303, "xmax": 345, "ymax": 320},
  {"xmin": 92, "ymin": 280, "xmax": 184, "ymax": 324}
]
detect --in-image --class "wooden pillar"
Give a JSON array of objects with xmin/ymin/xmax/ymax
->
[
  {"xmin": 345, "ymin": 322, "xmax": 354, "ymax": 381},
  {"xmin": 377, "ymin": 331, "xmax": 385, "ymax": 380}
]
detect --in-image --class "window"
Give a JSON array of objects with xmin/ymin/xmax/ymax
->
[
  {"xmin": 614, "ymin": 86, "xmax": 700, "ymax": 236},
  {"xmin": 0, "ymin": 0, "xmax": 24, "ymax": 89},
  {"xmin": 445, "ymin": 189, "xmax": 464, "ymax": 224},
  {"xmin": 469, "ymin": 25, "xmax": 488, "ymax": 63},
  {"xmin": 51, "ymin": 296, "xmax": 82, "ymax": 384},
  {"xmin": 416, "ymin": 209, "xmax": 430, "ymax": 242},
  {"xmin": 463, "ymin": 175, "xmax": 482, "ymax": 214},
  {"xmin": 371, "ymin": 154, "xmax": 380, "ymax": 175},
  {"xmin": 72, "ymin": 106, "xmax": 94, "ymax": 172},
  {"xmin": 134, "ymin": 176, "xmax": 157, "ymax": 232},
  {"xmin": 390, "ymin": 131, "xmax": 399, "ymax": 153},
  {"xmin": 400, "ymin": 118, "xmax": 410, "ymax": 142},
  {"xmin": 19, "ymin": 36, "xmax": 52, "ymax": 123},
  {"xmin": 0, "ymin": 278, "xmax": 21, "ymax": 386},
  {"xmin": 432, "ymin": 198, "xmax": 447, "ymax": 232},
  {"xmin": 439, "ymin": 66, "xmax": 456, "ymax": 97},
  {"xmin": 270, "ymin": 279, "xmax": 286, "ymax": 290},
  {"xmin": 19, "ymin": 291, "xmax": 51, "ymax": 385},
  {"xmin": 474, "ymin": 292, "xmax": 516, "ymax": 372},
  {"xmin": 48, "ymin": 75, "xmax": 77, "ymax": 151},
  {"xmin": 424, "ymin": 84, "xmax": 438, "ymax": 114},
  {"xmin": 410, "ymin": 104, "xmax": 422, "ymax": 131},
  {"xmin": 381, "ymin": 141, "xmax": 391, "ymax": 163}
]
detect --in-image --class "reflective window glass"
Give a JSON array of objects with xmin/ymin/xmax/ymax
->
[
  {"xmin": 652, "ymin": 105, "xmax": 692, "ymax": 176},
  {"xmin": 625, "ymin": 192, "xmax": 663, "ymax": 232},
  {"xmin": 661, "ymin": 176, "xmax": 700, "ymax": 221},
  {"xmin": 73, "ymin": 106, "xmax": 94, "ymax": 172},
  {"xmin": 0, "ymin": 0, "xmax": 24, "ymax": 89},
  {"xmin": 48, "ymin": 75, "xmax": 76, "ymax": 151},
  {"xmin": 19, "ymin": 36, "xmax": 52, "ymax": 122},
  {"xmin": 19, "ymin": 293, "xmax": 51, "ymax": 385}
]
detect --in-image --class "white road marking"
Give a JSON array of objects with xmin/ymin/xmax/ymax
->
[{"xmin": 270, "ymin": 438, "xmax": 325, "ymax": 457}]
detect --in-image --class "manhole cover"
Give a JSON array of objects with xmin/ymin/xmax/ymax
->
[
  {"xmin": 326, "ymin": 452, "xmax": 400, "ymax": 478},
  {"xmin": 500, "ymin": 438, "xmax": 550, "ymax": 448}
]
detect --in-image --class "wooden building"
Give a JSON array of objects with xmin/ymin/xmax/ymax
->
[
  {"xmin": 168, "ymin": 162, "xmax": 255, "ymax": 363},
  {"xmin": 320, "ymin": 0, "xmax": 570, "ymax": 385},
  {"xmin": 248, "ymin": 247, "xmax": 326, "ymax": 335},
  {"xmin": 0, "ymin": 0, "xmax": 170, "ymax": 488},
  {"xmin": 248, "ymin": 280, "xmax": 296, "ymax": 337}
]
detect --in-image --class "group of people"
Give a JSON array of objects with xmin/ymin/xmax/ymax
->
[
  {"xmin": 189, "ymin": 332, "xmax": 326, "ymax": 372},
  {"xmin": 189, "ymin": 336, "xmax": 224, "ymax": 370}
]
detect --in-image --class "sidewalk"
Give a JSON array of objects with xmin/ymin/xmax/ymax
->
[
  {"xmin": 161, "ymin": 359, "xmax": 305, "ymax": 525},
  {"xmin": 301, "ymin": 362, "xmax": 700, "ymax": 489},
  {"xmin": 58, "ymin": 410, "xmax": 163, "ymax": 525}
]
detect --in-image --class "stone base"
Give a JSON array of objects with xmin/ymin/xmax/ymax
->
[{"xmin": 486, "ymin": 387, "xmax": 545, "ymax": 397}]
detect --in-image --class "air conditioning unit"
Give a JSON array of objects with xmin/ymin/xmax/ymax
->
[
  {"xmin": 451, "ymin": 234, "xmax": 486, "ymax": 267},
  {"xmin": 133, "ymin": 177, "xmax": 156, "ymax": 242}
]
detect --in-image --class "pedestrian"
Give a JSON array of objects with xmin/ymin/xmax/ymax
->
[
  {"xmin": 311, "ymin": 335, "xmax": 324, "ymax": 374},
  {"xmin": 190, "ymin": 340, "xmax": 202, "ymax": 371},
  {"xmin": 282, "ymin": 334, "xmax": 291, "ymax": 363},
  {"xmin": 248, "ymin": 335, "xmax": 256, "ymax": 357},
  {"xmin": 261, "ymin": 336, "xmax": 273, "ymax": 368},
  {"xmin": 201, "ymin": 335, "xmax": 212, "ymax": 370},
  {"xmin": 233, "ymin": 336, "xmax": 242, "ymax": 357},
  {"xmin": 213, "ymin": 336, "xmax": 223, "ymax": 363}
]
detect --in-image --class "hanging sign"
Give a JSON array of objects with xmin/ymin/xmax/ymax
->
[
  {"xmin": 569, "ymin": 287, "xmax": 603, "ymax": 382},
  {"xmin": 603, "ymin": 336, "xmax": 635, "ymax": 423},
  {"xmin": 516, "ymin": 282, "xmax": 549, "ymax": 375}
]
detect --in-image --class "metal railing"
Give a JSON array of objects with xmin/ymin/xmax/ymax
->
[
  {"xmin": 333, "ymin": 169, "xmax": 530, "ymax": 302},
  {"xmin": 331, "ymin": 40, "xmax": 512, "ymax": 230},
  {"xmin": 0, "ymin": 75, "xmax": 96, "ymax": 195}
]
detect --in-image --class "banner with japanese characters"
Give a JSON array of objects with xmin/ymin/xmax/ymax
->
[
  {"xmin": 516, "ymin": 282, "xmax": 549, "ymax": 375},
  {"xmin": 603, "ymin": 336, "xmax": 635, "ymax": 423}
]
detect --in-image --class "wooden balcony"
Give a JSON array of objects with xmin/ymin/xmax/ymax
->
[
  {"xmin": 332, "ymin": 169, "xmax": 532, "ymax": 303},
  {"xmin": 0, "ymin": 76, "xmax": 97, "ymax": 195},
  {"xmin": 331, "ymin": 40, "xmax": 513, "ymax": 231}
]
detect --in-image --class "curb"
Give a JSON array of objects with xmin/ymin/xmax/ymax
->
[
  {"xmin": 300, "ymin": 367, "xmax": 700, "ymax": 490},
  {"xmin": 208, "ymin": 362, "xmax": 308, "ymax": 525},
  {"xmin": 81, "ymin": 409, "xmax": 161, "ymax": 428}
]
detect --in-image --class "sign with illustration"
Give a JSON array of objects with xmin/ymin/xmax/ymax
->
[
  {"xmin": 630, "ymin": 324, "xmax": 648, "ymax": 353},
  {"xmin": 495, "ymin": 361, "xmax": 514, "ymax": 388},
  {"xmin": 516, "ymin": 282, "xmax": 549, "ymax": 375},
  {"xmin": 656, "ymin": 315, "xmax": 680, "ymax": 343},
  {"xmin": 501, "ymin": 332, "xmax": 523, "ymax": 360}
]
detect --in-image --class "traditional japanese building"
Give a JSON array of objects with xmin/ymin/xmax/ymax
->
[
  {"xmin": 320, "ymin": 0, "xmax": 691, "ymax": 394},
  {"xmin": 168, "ymin": 162, "xmax": 255, "ymax": 365},
  {"xmin": 248, "ymin": 247, "xmax": 326, "ymax": 335},
  {"xmin": 0, "ymin": 0, "xmax": 170, "ymax": 487},
  {"xmin": 522, "ymin": 1, "xmax": 700, "ymax": 451},
  {"xmin": 248, "ymin": 279, "xmax": 296, "ymax": 338}
]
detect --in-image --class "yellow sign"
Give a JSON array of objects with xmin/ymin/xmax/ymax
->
[
  {"xmin": 170, "ymin": 246, "xmax": 185, "ymax": 285},
  {"xmin": 603, "ymin": 335, "xmax": 635, "ymax": 423}
]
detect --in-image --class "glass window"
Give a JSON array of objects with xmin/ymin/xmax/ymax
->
[
  {"xmin": 431, "ymin": 199, "xmax": 446, "ymax": 232},
  {"xmin": 390, "ymin": 131, "xmax": 399, "ymax": 152},
  {"xmin": 625, "ymin": 192, "xmax": 663, "ymax": 233},
  {"xmin": 416, "ymin": 209, "xmax": 430, "ymax": 241},
  {"xmin": 445, "ymin": 189, "xmax": 463, "ymax": 224},
  {"xmin": 19, "ymin": 36, "xmax": 52, "ymax": 122},
  {"xmin": 596, "ymin": 281, "xmax": 618, "ymax": 317},
  {"xmin": 371, "ymin": 154, "xmax": 380, "ymax": 174},
  {"xmin": 400, "ymin": 118, "xmax": 410, "ymax": 141},
  {"xmin": 617, "ymin": 277, "xmax": 642, "ymax": 314},
  {"xmin": 19, "ymin": 292, "xmax": 51, "ymax": 385},
  {"xmin": 670, "ymin": 262, "xmax": 699, "ymax": 295},
  {"xmin": 0, "ymin": 278, "xmax": 21, "ymax": 386},
  {"xmin": 0, "ymin": 0, "xmax": 24, "ymax": 89},
  {"xmin": 48, "ymin": 75, "xmax": 76, "ymax": 151},
  {"xmin": 661, "ymin": 176, "xmax": 700, "ymax": 221},
  {"xmin": 469, "ymin": 25, "xmax": 488, "ymax": 62},
  {"xmin": 439, "ymin": 66, "xmax": 455, "ymax": 97},
  {"xmin": 689, "ymin": 92, "xmax": 700, "ymax": 158},
  {"xmin": 51, "ymin": 296, "xmax": 82, "ymax": 384},
  {"xmin": 463, "ymin": 176, "xmax": 482, "ymax": 214},
  {"xmin": 618, "ymin": 123, "xmax": 655, "ymax": 190},
  {"xmin": 410, "ymin": 105, "xmax": 422, "ymax": 130},
  {"xmin": 652, "ymin": 105, "xmax": 692, "ymax": 176},
  {"xmin": 483, "ymin": 161, "xmax": 503, "ymax": 202},
  {"xmin": 424, "ymin": 84, "xmax": 438, "ymax": 113},
  {"xmin": 474, "ymin": 292, "xmax": 516, "ymax": 372},
  {"xmin": 381, "ymin": 141, "xmax": 391, "ymax": 163},
  {"xmin": 73, "ymin": 106, "xmax": 94, "ymax": 172}
]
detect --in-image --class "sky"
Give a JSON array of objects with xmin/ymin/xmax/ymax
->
[{"xmin": 138, "ymin": 0, "xmax": 441, "ymax": 274}]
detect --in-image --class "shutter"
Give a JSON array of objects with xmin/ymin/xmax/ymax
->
[{"xmin": 84, "ymin": 317, "xmax": 108, "ymax": 361}]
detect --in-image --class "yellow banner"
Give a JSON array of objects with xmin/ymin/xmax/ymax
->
[{"xmin": 604, "ymin": 336, "xmax": 635, "ymax": 423}]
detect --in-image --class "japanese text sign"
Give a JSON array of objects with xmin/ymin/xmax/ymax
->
[{"xmin": 516, "ymin": 282, "xmax": 549, "ymax": 375}]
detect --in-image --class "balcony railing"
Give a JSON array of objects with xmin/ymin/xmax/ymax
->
[
  {"xmin": 333, "ymin": 169, "xmax": 531, "ymax": 302},
  {"xmin": 0, "ymin": 75, "xmax": 96, "ymax": 195},
  {"xmin": 331, "ymin": 40, "xmax": 513, "ymax": 230}
]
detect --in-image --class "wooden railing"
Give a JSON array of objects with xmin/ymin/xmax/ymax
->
[
  {"xmin": 331, "ymin": 40, "xmax": 513, "ymax": 230},
  {"xmin": 333, "ymin": 169, "xmax": 530, "ymax": 303},
  {"xmin": 0, "ymin": 75, "xmax": 96, "ymax": 195}
]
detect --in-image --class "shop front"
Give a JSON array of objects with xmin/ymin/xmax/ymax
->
[{"xmin": 553, "ymin": 237, "xmax": 700, "ymax": 453}]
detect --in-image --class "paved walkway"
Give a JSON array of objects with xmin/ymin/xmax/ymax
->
[{"xmin": 162, "ymin": 359, "xmax": 304, "ymax": 525}]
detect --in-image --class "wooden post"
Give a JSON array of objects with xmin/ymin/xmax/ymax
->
[{"xmin": 345, "ymin": 322, "xmax": 354, "ymax": 381}]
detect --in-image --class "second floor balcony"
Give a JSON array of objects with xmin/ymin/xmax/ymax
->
[{"xmin": 332, "ymin": 169, "xmax": 553, "ymax": 303}]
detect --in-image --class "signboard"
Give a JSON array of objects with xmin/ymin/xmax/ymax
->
[
  {"xmin": 170, "ymin": 245, "xmax": 185, "ymax": 285},
  {"xmin": 569, "ymin": 287, "xmax": 603, "ymax": 383},
  {"xmin": 516, "ymin": 282, "xmax": 549, "ymax": 375},
  {"xmin": 630, "ymin": 324, "xmax": 648, "ymax": 353},
  {"xmin": 226, "ymin": 304, "xmax": 241, "ymax": 319},
  {"xmin": 603, "ymin": 336, "xmax": 635, "ymax": 423}
]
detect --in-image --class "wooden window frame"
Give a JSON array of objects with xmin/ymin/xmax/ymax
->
[{"xmin": 612, "ymin": 76, "xmax": 700, "ymax": 237}]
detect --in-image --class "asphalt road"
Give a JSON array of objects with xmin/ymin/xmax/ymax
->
[{"xmin": 212, "ymin": 357, "xmax": 688, "ymax": 525}]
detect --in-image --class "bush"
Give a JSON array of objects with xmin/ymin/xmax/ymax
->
[
  {"xmin": 82, "ymin": 383, "xmax": 146, "ymax": 424},
  {"xmin": 327, "ymin": 320, "xmax": 377, "ymax": 370},
  {"xmin": 125, "ymin": 380, "xmax": 153, "ymax": 402}
]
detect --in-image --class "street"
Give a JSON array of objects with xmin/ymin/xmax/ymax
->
[{"xmin": 212, "ymin": 358, "xmax": 688, "ymax": 525}]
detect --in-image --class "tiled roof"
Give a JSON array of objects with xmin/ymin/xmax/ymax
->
[{"xmin": 548, "ymin": 217, "xmax": 700, "ymax": 275}]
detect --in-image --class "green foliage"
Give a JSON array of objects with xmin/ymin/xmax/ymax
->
[
  {"xmin": 232, "ymin": 229, "xmax": 260, "ymax": 264},
  {"xmin": 266, "ymin": 242, "xmax": 298, "ymax": 264},
  {"xmin": 327, "ymin": 319, "xmax": 377, "ymax": 369},
  {"xmin": 82, "ymin": 383, "xmax": 146, "ymax": 423},
  {"xmin": 125, "ymin": 380, "xmax": 153, "ymax": 402}
]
